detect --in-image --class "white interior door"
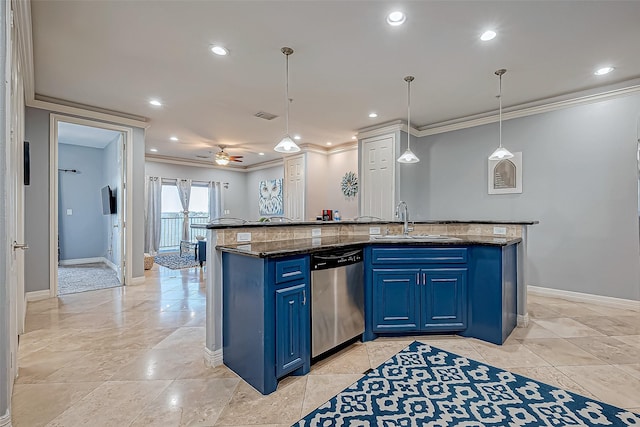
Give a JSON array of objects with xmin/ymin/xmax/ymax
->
[
  {"xmin": 284, "ymin": 154, "xmax": 305, "ymax": 220},
  {"xmin": 360, "ymin": 134, "xmax": 395, "ymax": 220},
  {"xmin": 116, "ymin": 133, "xmax": 125, "ymax": 284}
]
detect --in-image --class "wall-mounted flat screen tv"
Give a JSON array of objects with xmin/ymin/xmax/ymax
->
[{"xmin": 101, "ymin": 185, "xmax": 117, "ymax": 215}]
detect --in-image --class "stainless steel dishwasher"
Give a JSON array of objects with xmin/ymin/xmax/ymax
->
[{"xmin": 310, "ymin": 248, "xmax": 364, "ymax": 358}]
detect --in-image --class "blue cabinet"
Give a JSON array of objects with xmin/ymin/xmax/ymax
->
[
  {"xmin": 368, "ymin": 247, "xmax": 468, "ymax": 336},
  {"xmin": 372, "ymin": 269, "xmax": 420, "ymax": 332},
  {"xmin": 222, "ymin": 253, "xmax": 309, "ymax": 395},
  {"xmin": 420, "ymin": 268, "xmax": 467, "ymax": 331},
  {"xmin": 275, "ymin": 282, "xmax": 307, "ymax": 377}
]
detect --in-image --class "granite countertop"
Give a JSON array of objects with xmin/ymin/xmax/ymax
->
[
  {"xmin": 217, "ymin": 234, "xmax": 522, "ymax": 258},
  {"xmin": 202, "ymin": 219, "xmax": 539, "ymax": 229}
]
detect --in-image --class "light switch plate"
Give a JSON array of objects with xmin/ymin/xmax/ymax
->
[
  {"xmin": 493, "ymin": 226, "xmax": 507, "ymax": 235},
  {"xmin": 224, "ymin": 209, "xmax": 230, "ymax": 215},
  {"xmin": 66, "ymin": 209, "xmax": 72, "ymax": 216},
  {"xmin": 237, "ymin": 232, "xmax": 251, "ymax": 242},
  {"xmin": 311, "ymin": 228, "xmax": 322, "ymax": 237},
  {"xmin": 369, "ymin": 227, "xmax": 381, "ymax": 235}
]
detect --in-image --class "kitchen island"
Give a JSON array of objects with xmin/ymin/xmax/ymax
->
[{"xmin": 201, "ymin": 220, "xmax": 536, "ymax": 394}]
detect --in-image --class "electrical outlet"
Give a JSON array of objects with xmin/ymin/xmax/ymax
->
[
  {"xmin": 224, "ymin": 209, "xmax": 230, "ymax": 215},
  {"xmin": 369, "ymin": 227, "xmax": 381, "ymax": 235},
  {"xmin": 66, "ymin": 209, "xmax": 72, "ymax": 216},
  {"xmin": 237, "ymin": 232, "xmax": 251, "ymax": 242},
  {"xmin": 493, "ymin": 226, "xmax": 507, "ymax": 235},
  {"xmin": 311, "ymin": 228, "xmax": 321, "ymax": 237},
  {"xmin": 311, "ymin": 238, "xmax": 321, "ymax": 246}
]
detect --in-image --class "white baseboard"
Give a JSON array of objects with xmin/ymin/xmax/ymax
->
[
  {"xmin": 204, "ymin": 347, "xmax": 223, "ymax": 367},
  {"xmin": 528, "ymin": 285, "xmax": 640, "ymax": 311},
  {"xmin": 58, "ymin": 257, "xmax": 105, "ymax": 266},
  {"xmin": 103, "ymin": 257, "xmax": 118, "ymax": 272},
  {"xmin": 129, "ymin": 276, "xmax": 145, "ymax": 285},
  {"xmin": 0, "ymin": 409, "xmax": 12, "ymax": 427},
  {"xmin": 517, "ymin": 313, "xmax": 530, "ymax": 327},
  {"xmin": 26, "ymin": 289, "xmax": 52, "ymax": 302}
]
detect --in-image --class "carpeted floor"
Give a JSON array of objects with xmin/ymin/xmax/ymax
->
[
  {"xmin": 154, "ymin": 253, "xmax": 200, "ymax": 269},
  {"xmin": 295, "ymin": 341, "xmax": 640, "ymax": 426},
  {"xmin": 58, "ymin": 262, "xmax": 121, "ymax": 295}
]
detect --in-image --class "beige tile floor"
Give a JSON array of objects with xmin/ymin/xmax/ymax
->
[{"xmin": 11, "ymin": 264, "xmax": 640, "ymax": 426}]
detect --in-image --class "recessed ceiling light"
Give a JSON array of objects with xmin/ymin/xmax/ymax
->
[
  {"xmin": 149, "ymin": 99, "xmax": 162, "ymax": 107},
  {"xmin": 293, "ymin": 135, "xmax": 301, "ymax": 140},
  {"xmin": 170, "ymin": 136, "xmax": 178, "ymax": 141},
  {"xmin": 210, "ymin": 45, "xmax": 229, "ymax": 56},
  {"xmin": 387, "ymin": 11, "xmax": 406, "ymax": 26},
  {"xmin": 369, "ymin": 112, "xmax": 378, "ymax": 118},
  {"xmin": 326, "ymin": 142, "xmax": 332, "ymax": 146},
  {"xmin": 480, "ymin": 30, "xmax": 497, "ymax": 41},
  {"xmin": 149, "ymin": 148, "xmax": 158, "ymax": 152},
  {"xmin": 594, "ymin": 66, "xmax": 615, "ymax": 76},
  {"xmin": 351, "ymin": 136, "xmax": 357, "ymax": 140},
  {"xmin": 258, "ymin": 152, "xmax": 265, "ymax": 156}
]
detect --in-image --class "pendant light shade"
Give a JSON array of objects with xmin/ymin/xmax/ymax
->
[
  {"xmin": 274, "ymin": 47, "xmax": 301, "ymax": 154},
  {"xmin": 488, "ymin": 69, "xmax": 514, "ymax": 161},
  {"xmin": 397, "ymin": 76, "xmax": 419, "ymax": 164}
]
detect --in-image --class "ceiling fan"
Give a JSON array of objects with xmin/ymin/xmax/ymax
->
[{"xmin": 215, "ymin": 145, "xmax": 243, "ymax": 166}]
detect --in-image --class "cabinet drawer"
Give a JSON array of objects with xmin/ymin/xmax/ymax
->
[
  {"xmin": 275, "ymin": 257, "xmax": 307, "ymax": 284},
  {"xmin": 371, "ymin": 247, "xmax": 467, "ymax": 265}
]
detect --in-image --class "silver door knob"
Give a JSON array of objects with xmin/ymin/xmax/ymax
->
[{"xmin": 12, "ymin": 241, "xmax": 28, "ymax": 250}]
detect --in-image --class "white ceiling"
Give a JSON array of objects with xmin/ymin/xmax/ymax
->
[
  {"xmin": 58, "ymin": 121, "xmax": 121, "ymax": 149},
  {"xmin": 30, "ymin": 0, "xmax": 640, "ymax": 167}
]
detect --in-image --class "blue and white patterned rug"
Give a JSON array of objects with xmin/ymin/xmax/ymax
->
[
  {"xmin": 295, "ymin": 341, "xmax": 639, "ymax": 426},
  {"xmin": 154, "ymin": 253, "xmax": 200, "ymax": 270}
]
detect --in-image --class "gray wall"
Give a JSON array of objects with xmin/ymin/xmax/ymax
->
[
  {"xmin": 0, "ymin": 2, "xmax": 9, "ymax": 416},
  {"xmin": 24, "ymin": 107, "xmax": 146, "ymax": 290},
  {"xmin": 58, "ymin": 143, "xmax": 107, "ymax": 260},
  {"xmin": 405, "ymin": 94, "xmax": 640, "ymax": 300},
  {"xmin": 246, "ymin": 165, "xmax": 284, "ymax": 220},
  {"xmin": 144, "ymin": 161, "xmax": 249, "ymax": 219},
  {"xmin": 24, "ymin": 107, "xmax": 51, "ymax": 292},
  {"xmin": 326, "ymin": 149, "xmax": 359, "ymax": 219}
]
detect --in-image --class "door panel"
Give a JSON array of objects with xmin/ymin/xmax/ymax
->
[
  {"xmin": 372, "ymin": 269, "xmax": 419, "ymax": 332},
  {"xmin": 275, "ymin": 282, "xmax": 306, "ymax": 377},
  {"xmin": 420, "ymin": 268, "xmax": 467, "ymax": 331},
  {"xmin": 361, "ymin": 135, "xmax": 395, "ymax": 220}
]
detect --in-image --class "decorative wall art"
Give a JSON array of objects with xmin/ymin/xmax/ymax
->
[
  {"xmin": 341, "ymin": 171, "xmax": 358, "ymax": 198},
  {"xmin": 258, "ymin": 178, "xmax": 284, "ymax": 215},
  {"xmin": 488, "ymin": 152, "xmax": 522, "ymax": 194}
]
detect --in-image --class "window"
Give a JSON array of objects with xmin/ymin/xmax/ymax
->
[{"xmin": 159, "ymin": 182, "xmax": 209, "ymax": 250}]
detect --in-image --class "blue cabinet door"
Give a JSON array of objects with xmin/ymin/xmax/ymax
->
[
  {"xmin": 372, "ymin": 269, "xmax": 420, "ymax": 332},
  {"xmin": 275, "ymin": 282, "xmax": 307, "ymax": 377},
  {"xmin": 420, "ymin": 268, "xmax": 467, "ymax": 331}
]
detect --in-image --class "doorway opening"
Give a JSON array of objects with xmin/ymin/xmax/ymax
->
[{"xmin": 50, "ymin": 115, "xmax": 133, "ymax": 296}]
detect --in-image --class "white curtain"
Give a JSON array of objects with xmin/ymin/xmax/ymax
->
[
  {"xmin": 176, "ymin": 179, "xmax": 192, "ymax": 241},
  {"xmin": 208, "ymin": 181, "xmax": 223, "ymax": 220},
  {"xmin": 144, "ymin": 176, "xmax": 161, "ymax": 255}
]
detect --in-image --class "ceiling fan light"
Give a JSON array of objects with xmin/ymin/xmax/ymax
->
[
  {"xmin": 215, "ymin": 157, "xmax": 230, "ymax": 166},
  {"xmin": 274, "ymin": 135, "xmax": 300, "ymax": 153},
  {"xmin": 488, "ymin": 146, "xmax": 514, "ymax": 161},
  {"xmin": 397, "ymin": 148, "xmax": 420, "ymax": 163}
]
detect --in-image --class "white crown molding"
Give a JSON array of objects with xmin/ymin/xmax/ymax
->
[
  {"xmin": 29, "ymin": 98, "xmax": 149, "ymax": 129},
  {"xmin": 204, "ymin": 347, "xmax": 223, "ymax": 367},
  {"xmin": 417, "ymin": 80, "xmax": 640, "ymax": 137},
  {"xmin": 528, "ymin": 285, "xmax": 640, "ymax": 311},
  {"xmin": 13, "ymin": 0, "xmax": 34, "ymax": 104},
  {"xmin": 129, "ymin": 276, "xmax": 145, "ymax": 286},
  {"xmin": 26, "ymin": 289, "xmax": 51, "ymax": 302},
  {"xmin": 146, "ymin": 153, "xmax": 285, "ymax": 172},
  {"xmin": 328, "ymin": 141, "xmax": 358, "ymax": 154},
  {"xmin": 244, "ymin": 158, "xmax": 284, "ymax": 172},
  {"xmin": 357, "ymin": 120, "xmax": 405, "ymax": 140}
]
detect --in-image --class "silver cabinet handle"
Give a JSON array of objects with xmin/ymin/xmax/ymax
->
[
  {"xmin": 416, "ymin": 273, "xmax": 420, "ymax": 285},
  {"xmin": 12, "ymin": 241, "xmax": 28, "ymax": 250},
  {"xmin": 302, "ymin": 290, "xmax": 306, "ymax": 305},
  {"xmin": 422, "ymin": 273, "xmax": 426, "ymax": 285}
]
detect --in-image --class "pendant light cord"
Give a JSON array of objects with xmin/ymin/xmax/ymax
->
[
  {"xmin": 499, "ymin": 73, "xmax": 502, "ymax": 149},
  {"xmin": 284, "ymin": 50, "xmax": 290, "ymax": 136},
  {"xmin": 407, "ymin": 78, "xmax": 411, "ymax": 149}
]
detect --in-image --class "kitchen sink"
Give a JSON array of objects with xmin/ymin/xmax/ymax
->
[{"xmin": 372, "ymin": 234, "xmax": 462, "ymax": 241}]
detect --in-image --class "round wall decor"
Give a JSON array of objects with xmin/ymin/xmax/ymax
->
[{"xmin": 341, "ymin": 171, "xmax": 358, "ymax": 197}]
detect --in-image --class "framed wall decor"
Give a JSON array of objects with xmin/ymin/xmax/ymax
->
[
  {"xmin": 341, "ymin": 171, "xmax": 358, "ymax": 198},
  {"xmin": 258, "ymin": 178, "xmax": 284, "ymax": 215},
  {"xmin": 488, "ymin": 152, "xmax": 522, "ymax": 194}
]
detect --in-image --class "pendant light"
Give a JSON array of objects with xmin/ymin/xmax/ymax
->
[
  {"xmin": 397, "ymin": 75, "xmax": 419, "ymax": 163},
  {"xmin": 274, "ymin": 47, "xmax": 301, "ymax": 153},
  {"xmin": 488, "ymin": 69, "xmax": 514, "ymax": 161}
]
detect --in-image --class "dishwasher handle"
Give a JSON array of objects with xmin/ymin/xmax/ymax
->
[{"xmin": 312, "ymin": 249, "xmax": 361, "ymax": 261}]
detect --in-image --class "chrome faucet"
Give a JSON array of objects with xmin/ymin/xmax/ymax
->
[{"xmin": 395, "ymin": 201, "xmax": 413, "ymax": 235}]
